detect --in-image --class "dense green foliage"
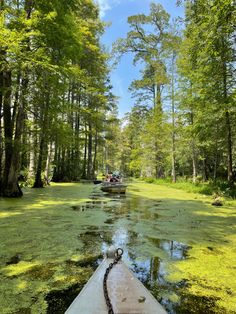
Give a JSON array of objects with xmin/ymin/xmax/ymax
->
[
  {"xmin": 0, "ymin": 0, "xmax": 119, "ymax": 196},
  {"xmin": 0, "ymin": 0, "xmax": 235, "ymax": 198},
  {"xmin": 115, "ymin": 1, "xmax": 235, "ymax": 190}
]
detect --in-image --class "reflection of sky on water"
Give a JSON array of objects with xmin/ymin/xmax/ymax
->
[
  {"xmin": 112, "ymin": 225, "xmax": 129, "ymax": 248},
  {"xmin": 94, "ymin": 188, "xmax": 189, "ymax": 269},
  {"xmin": 87, "ymin": 188, "xmax": 191, "ymax": 313},
  {"xmin": 74, "ymin": 187, "xmax": 225, "ymax": 314},
  {"xmin": 159, "ymin": 240, "xmax": 189, "ymax": 260}
]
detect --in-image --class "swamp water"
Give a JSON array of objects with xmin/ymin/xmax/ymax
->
[{"xmin": 0, "ymin": 182, "xmax": 236, "ymax": 314}]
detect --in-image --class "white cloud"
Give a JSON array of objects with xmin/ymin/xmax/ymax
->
[
  {"xmin": 96, "ymin": 0, "xmax": 128, "ymax": 18},
  {"xmin": 96, "ymin": 0, "xmax": 111, "ymax": 18}
]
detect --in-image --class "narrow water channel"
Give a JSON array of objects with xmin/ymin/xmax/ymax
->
[{"xmin": 0, "ymin": 182, "xmax": 235, "ymax": 314}]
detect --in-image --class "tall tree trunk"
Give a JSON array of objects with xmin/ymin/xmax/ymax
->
[
  {"xmin": 28, "ymin": 130, "xmax": 36, "ymax": 179},
  {"xmin": 73, "ymin": 85, "xmax": 81, "ymax": 180},
  {"xmin": 154, "ymin": 83, "xmax": 162, "ymax": 111},
  {"xmin": 52, "ymin": 142, "xmax": 59, "ymax": 181},
  {"xmin": 202, "ymin": 155, "xmax": 208, "ymax": 182},
  {"xmin": 150, "ymin": 256, "xmax": 160, "ymax": 282},
  {"xmin": 87, "ymin": 120, "xmax": 93, "ymax": 179},
  {"xmin": 0, "ymin": 8, "xmax": 5, "ymax": 191},
  {"xmin": 21, "ymin": 112, "xmax": 29, "ymax": 170},
  {"xmin": 3, "ymin": 70, "xmax": 13, "ymax": 187},
  {"xmin": 213, "ymin": 125, "xmax": 219, "ymax": 182},
  {"xmin": 0, "ymin": 66, "xmax": 3, "ymax": 192},
  {"xmin": 33, "ymin": 135, "xmax": 45, "ymax": 188},
  {"xmin": 171, "ymin": 53, "xmax": 176, "ymax": 183},
  {"xmin": 190, "ymin": 111, "xmax": 197, "ymax": 183},
  {"xmin": 82, "ymin": 124, "xmax": 87, "ymax": 179},
  {"xmin": 4, "ymin": 103, "xmax": 25, "ymax": 196},
  {"xmin": 45, "ymin": 142, "xmax": 52, "ymax": 184},
  {"xmin": 93, "ymin": 130, "xmax": 98, "ymax": 176},
  {"xmin": 33, "ymin": 86, "xmax": 50, "ymax": 188},
  {"xmin": 3, "ymin": 0, "xmax": 33, "ymax": 196},
  {"xmin": 192, "ymin": 143, "xmax": 197, "ymax": 183},
  {"xmin": 225, "ymin": 110, "xmax": 233, "ymax": 182},
  {"xmin": 154, "ymin": 141, "xmax": 163, "ymax": 179},
  {"xmin": 221, "ymin": 36, "xmax": 233, "ymax": 183},
  {"xmin": 3, "ymin": 72, "xmax": 29, "ymax": 196}
]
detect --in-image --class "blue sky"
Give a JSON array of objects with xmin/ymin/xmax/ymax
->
[{"xmin": 96, "ymin": 0, "xmax": 184, "ymax": 117}]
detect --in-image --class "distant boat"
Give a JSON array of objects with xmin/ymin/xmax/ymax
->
[
  {"xmin": 93, "ymin": 180, "xmax": 103, "ymax": 184},
  {"xmin": 101, "ymin": 182, "xmax": 127, "ymax": 194},
  {"xmin": 65, "ymin": 248, "xmax": 167, "ymax": 314}
]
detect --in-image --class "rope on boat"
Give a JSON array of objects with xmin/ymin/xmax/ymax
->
[{"xmin": 103, "ymin": 248, "xmax": 123, "ymax": 314}]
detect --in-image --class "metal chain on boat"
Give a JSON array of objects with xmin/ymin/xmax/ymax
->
[{"xmin": 103, "ymin": 248, "xmax": 123, "ymax": 314}]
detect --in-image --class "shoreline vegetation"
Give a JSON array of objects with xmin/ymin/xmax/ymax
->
[{"xmin": 139, "ymin": 177, "xmax": 236, "ymax": 200}]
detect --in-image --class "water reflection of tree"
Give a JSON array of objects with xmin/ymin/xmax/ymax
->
[
  {"xmin": 150, "ymin": 256, "xmax": 160, "ymax": 282},
  {"xmin": 160, "ymin": 240, "xmax": 189, "ymax": 260}
]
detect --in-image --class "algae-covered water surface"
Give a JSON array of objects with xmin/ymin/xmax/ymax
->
[{"xmin": 0, "ymin": 182, "xmax": 236, "ymax": 314}]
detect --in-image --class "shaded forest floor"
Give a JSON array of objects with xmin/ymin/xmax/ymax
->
[{"xmin": 0, "ymin": 182, "xmax": 236, "ymax": 313}]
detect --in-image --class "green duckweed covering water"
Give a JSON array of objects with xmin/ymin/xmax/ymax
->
[{"xmin": 0, "ymin": 182, "xmax": 236, "ymax": 313}]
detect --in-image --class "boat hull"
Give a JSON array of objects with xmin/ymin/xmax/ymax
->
[
  {"xmin": 65, "ymin": 258, "xmax": 167, "ymax": 314},
  {"xmin": 93, "ymin": 180, "xmax": 103, "ymax": 184},
  {"xmin": 101, "ymin": 183, "xmax": 127, "ymax": 194}
]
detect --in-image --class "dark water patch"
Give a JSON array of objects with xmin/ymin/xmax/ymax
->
[
  {"xmin": 6, "ymin": 253, "xmax": 21, "ymax": 265},
  {"xmin": 46, "ymin": 283, "xmax": 84, "ymax": 314},
  {"xmin": 109, "ymin": 198, "xmax": 123, "ymax": 202},
  {"xmin": 71, "ymin": 205, "xmax": 81, "ymax": 211},
  {"xmin": 147, "ymin": 236, "xmax": 160, "ymax": 246},
  {"xmin": 154, "ymin": 201, "xmax": 162, "ymax": 206},
  {"xmin": 71, "ymin": 203, "xmax": 95, "ymax": 211},
  {"xmin": 77, "ymin": 230, "xmax": 100, "ymax": 238},
  {"xmin": 174, "ymin": 293, "xmax": 221, "ymax": 314},
  {"xmin": 104, "ymin": 218, "xmax": 115, "ymax": 224},
  {"xmin": 204, "ymin": 246, "xmax": 224, "ymax": 256}
]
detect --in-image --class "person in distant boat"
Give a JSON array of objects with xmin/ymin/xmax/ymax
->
[
  {"xmin": 105, "ymin": 174, "xmax": 112, "ymax": 181},
  {"xmin": 110, "ymin": 174, "xmax": 119, "ymax": 182}
]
